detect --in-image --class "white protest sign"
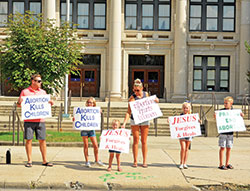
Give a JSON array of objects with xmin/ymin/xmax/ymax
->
[
  {"xmin": 99, "ymin": 129, "xmax": 131, "ymax": 153},
  {"xmin": 129, "ymin": 95, "xmax": 162, "ymax": 124},
  {"xmin": 169, "ymin": 113, "xmax": 201, "ymax": 139},
  {"xmin": 21, "ymin": 95, "xmax": 51, "ymax": 120},
  {"xmin": 215, "ymin": 109, "xmax": 246, "ymax": 133},
  {"xmin": 73, "ymin": 107, "xmax": 101, "ymax": 130}
]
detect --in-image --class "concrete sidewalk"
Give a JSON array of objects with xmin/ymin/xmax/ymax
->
[{"xmin": 0, "ymin": 137, "xmax": 250, "ymax": 190}]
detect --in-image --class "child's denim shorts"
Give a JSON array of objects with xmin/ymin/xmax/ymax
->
[{"xmin": 81, "ymin": 130, "xmax": 96, "ymax": 137}]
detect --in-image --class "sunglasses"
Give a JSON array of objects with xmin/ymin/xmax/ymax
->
[
  {"xmin": 34, "ymin": 79, "xmax": 42, "ymax": 83},
  {"xmin": 134, "ymin": 89, "xmax": 140, "ymax": 92}
]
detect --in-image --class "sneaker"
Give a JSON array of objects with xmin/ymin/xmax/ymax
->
[
  {"xmin": 183, "ymin": 164, "xmax": 188, "ymax": 169},
  {"xmin": 85, "ymin": 161, "xmax": 91, "ymax": 168},
  {"xmin": 179, "ymin": 164, "xmax": 184, "ymax": 169},
  {"xmin": 95, "ymin": 160, "xmax": 105, "ymax": 167}
]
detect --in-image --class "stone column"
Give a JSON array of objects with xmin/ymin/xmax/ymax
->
[
  {"xmin": 108, "ymin": 0, "xmax": 122, "ymax": 100},
  {"xmin": 44, "ymin": 0, "xmax": 56, "ymax": 21},
  {"xmin": 172, "ymin": 0, "xmax": 188, "ymax": 102},
  {"xmin": 239, "ymin": 0, "xmax": 250, "ymax": 97}
]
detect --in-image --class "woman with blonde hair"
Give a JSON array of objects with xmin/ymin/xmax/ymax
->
[{"xmin": 121, "ymin": 79, "xmax": 159, "ymax": 168}]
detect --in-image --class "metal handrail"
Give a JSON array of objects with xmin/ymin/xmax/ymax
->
[
  {"xmin": 242, "ymin": 94, "xmax": 250, "ymax": 120},
  {"xmin": 212, "ymin": 92, "xmax": 219, "ymax": 111},
  {"xmin": 57, "ymin": 103, "xmax": 63, "ymax": 132},
  {"xmin": 10, "ymin": 102, "xmax": 24, "ymax": 146},
  {"xmin": 153, "ymin": 118, "xmax": 158, "ymax": 137}
]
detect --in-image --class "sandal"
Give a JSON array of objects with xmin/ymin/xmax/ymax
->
[
  {"xmin": 107, "ymin": 167, "xmax": 112, "ymax": 172},
  {"xmin": 226, "ymin": 164, "xmax": 234, "ymax": 169},
  {"xmin": 42, "ymin": 162, "xmax": 53, "ymax": 167},
  {"xmin": 25, "ymin": 162, "xmax": 32, "ymax": 168},
  {"xmin": 132, "ymin": 164, "xmax": 137, "ymax": 168},
  {"xmin": 117, "ymin": 167, "xmax": 122, "ymax": 172},
  {"xmin": 218, "ymin": 165, "xmax": 227, "ymax": 170},
  {"xmin": 142, "ymin": 164, "xmax": 148, "ymax": 168}
]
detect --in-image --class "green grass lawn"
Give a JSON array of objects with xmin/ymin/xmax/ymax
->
[{"xmin": 0, "ymin": 131, "xmax": 100, "ymax": 142}]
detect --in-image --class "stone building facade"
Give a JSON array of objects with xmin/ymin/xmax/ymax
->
[{"xmin": 0, "ymin": 0, "xmax": 249, "ymax": 103}]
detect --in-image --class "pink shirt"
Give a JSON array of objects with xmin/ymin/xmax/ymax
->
[{"xmin": 19, "ymin": 86, "xmax": 47, "ymax": 122}]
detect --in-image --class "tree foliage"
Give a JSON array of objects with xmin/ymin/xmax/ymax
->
[
  {"xmin": 0, "ymin": 12, "xmax": 82, "ymax": 94},
  {"xmin": 245, "ymin": 41, "xmax": 250, "ymax": 83}
]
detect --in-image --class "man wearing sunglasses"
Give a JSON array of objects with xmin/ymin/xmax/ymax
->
[{"xmin": 17, "ymin": 74, "xmax": 54, "ymax": 168}]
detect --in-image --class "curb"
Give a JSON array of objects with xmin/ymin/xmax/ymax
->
[
  {"xmin": 0, "ymin": 141, "xmax": 87, "ymax": 147},
  {"xmin": 0, "ymin": 181, "xmax": 194, "ymax": 190}
]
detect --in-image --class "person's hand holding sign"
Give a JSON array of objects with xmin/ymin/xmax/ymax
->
[
  {"xmin": 154, "ymin": 97, "xmax": 159, "ymax": 103},
  {"xmin": 17, "ymin": 97, "xmax": 23, "ymax": 107},
  {"xmin": 48, "ymin": 100, "xmax": 54, "ymax": 106}
]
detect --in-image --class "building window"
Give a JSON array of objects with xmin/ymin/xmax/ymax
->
[
  {"xmin": 0, "ymin": 2, "xmax": 8, "ymax": 27},
  {"xmin": 189, "ymin": 0, "xmax": 235, "ymax": 32},
  {"xmin": 94, "ymin": 3, "xmax": 105, "ymax": 29},
  {"xmin": 61, "ymin": 2, "xmax": 73, "ymax": 25},
  {"xmin": 60, "ymin": 0, "xmax": 106, "ymax": 30},
  {"xmin": 193, "ymin": 56, "xmax": 230, "ymax": 92},
  {"xmin": 29, "ymin": 2, "xmax": 41, "ymax": 15},
  {"xmin": 0, "ymin": 1, "xmax": 41, "ymax": 27},
  {"xmin": 13, "ymin": 2, "xmax": 25, "ymax": 15},
  {"xmin": 125, "ymin": 0, "xmax": 171, "ymax": 31}
]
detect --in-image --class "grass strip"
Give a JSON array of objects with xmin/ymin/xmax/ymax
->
[{"xmin": 0, "ymin": 131, "xmax": 100, "ymax": 142}]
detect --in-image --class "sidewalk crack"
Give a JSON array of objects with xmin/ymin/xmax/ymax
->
[
  {"xmin": 162, "ymin": 149, "xmax": 190, "ymax": 183},
  {"xmin": 33, "ymin": 147, "xmax": 64, "ymax": 188},
  {"xmin": 186, "ymin": 175, "xmax": 223, "ymax": 184}
]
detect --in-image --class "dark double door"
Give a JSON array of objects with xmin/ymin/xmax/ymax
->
[
  {"xmin": 131, "ymin": 69, "xmax": 162, "ymax": 97},
  {"xmin": 129, "ymin": 55, "xmax": 164, "ymax": 98},
  {"xmin": 69, "ymin": 68, "xmax": 99, "ymax": 97}
]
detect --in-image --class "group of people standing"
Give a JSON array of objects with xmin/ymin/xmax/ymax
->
[{"xmin": 17, "ymin": 74, "xmax": 244, "ymax": 172}]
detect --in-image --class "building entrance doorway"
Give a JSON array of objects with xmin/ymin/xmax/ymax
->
[
  {"xmin": 69, "ymin": 54, "xmax": 100, "ymax": 97},
  {"xmin": 132, "ymin": 69, "xmax": 161, "ymax": 96},
  {"xmin": 129, "ymin": 55, "xmax": 164, "ymax": 98},
  {"xmin": 69, "ymin": 68, "xmax": 99, "ymax": 97}
]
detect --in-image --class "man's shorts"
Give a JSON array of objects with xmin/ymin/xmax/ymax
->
[
  {"xmin": 218, "ymin": 134, "xmax": 233, "ymax": 148},
  {"xmin": 130, "ymin": 119, "xmax": 150, "ymax": 126},
  {"xmin": 24, "ymin": 122, "xmax": 46, "ymax": 140},
  {"xmin": 109, "ymin": 150, "xmax": 121, "ymax": 154},
  {"xmin": 81, "ymin": 130, "xmax": 96, "ymax": 137}
]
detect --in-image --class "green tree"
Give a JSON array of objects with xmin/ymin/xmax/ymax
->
[
  {"xmin": 0, "ymin": 12, "xmax": 82, "ymax": 94},
  {"xmin": 245, "ymin": 41, "xmax": 250, "ymax": 83}
]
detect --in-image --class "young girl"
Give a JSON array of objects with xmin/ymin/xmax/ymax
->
[
  {"xmin": 107, "ymin": 120, "xmax": 122, "ymax": 172},
  {"xmin": 179, "ymin": 102, "xmax": 192, "ymax": 169},
  {"xmin": 81, "ymin": 97, "xmax": 104, "ymax": 167}
]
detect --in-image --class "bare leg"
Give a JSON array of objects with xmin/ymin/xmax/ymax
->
[
  {"xmin": 25, "ymin": 139, "xmax": 33, "ymax": 163},
  {"xmin": 90, "ymin": 136, "xmax": 99, "ymax": 162},
  {"xmin": 108, "ymin": 153, "xmax": 114, "ymax": 168},
  {"xmin": 82, "ymin": 136, "xmax": 89, "ymax": 162},
  {"xmin": 219, "ymin": 147, "xmax": 225, "ymax": 167},
  {"xmin": 39, "ymin": 140, "xmax": 47, "ymax": 164},
  {"xmin": 116, "ymin": 153, "xmax": 121, "ymax": 171},
  {"xmin": 141, "ymin": 125, "xmax": 149, "ymax": 166},
  {"xmin": 131, "ymin": 125, "xmax": 140, "ymax": 166},
  {"xmin": 179, "ymin": 140, "xmax": 185, "ymax": 165},
  {"xmin": 183, "ymin": 141, "xmax": 191, "ymax": 164},
  {"xmin": 225, "ymin": 147, "xmax": 231, "ymax": 166}
]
